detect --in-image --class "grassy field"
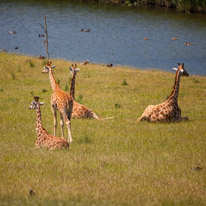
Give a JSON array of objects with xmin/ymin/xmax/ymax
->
[{"xmin": 0, "ymin": 52, "xmax": 206, "ymax": 206}]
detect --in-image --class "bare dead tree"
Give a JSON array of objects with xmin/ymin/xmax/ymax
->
[{"xmin": 40, "ymin": 16, "xmax": 49, "ymax": 59}]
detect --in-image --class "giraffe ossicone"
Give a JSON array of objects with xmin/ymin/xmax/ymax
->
[{"xmin": 137, "ymin": 63, "xmax": 189, "ymax": 122}]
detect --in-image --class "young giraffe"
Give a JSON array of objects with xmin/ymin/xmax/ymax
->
[
  {"xmin": 69, "ymin": 64, "xmax": 113, "ymax": 120},
  {"xmin": 137, "ymin": 63, "xmax": 189, "ymax": 122},
  {"xmin": 29, "ymin": 97, "xmax": 69, "ymax": 150},
  {"xmin": 44, "ymin": 61, "xmax": 73, "ymax": 143}
]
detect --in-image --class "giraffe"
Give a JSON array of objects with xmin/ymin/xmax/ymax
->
[
  {"xmin": 69, "ymin": 64, "xmax": 79, "ymax": 98},
  {"xmin": 69, "ymin": 64, "xmax": 114, "ymax": 120},
  {"xmin": 44, "ymin": 61, "xmax": 73, "ymax": 143},
  {"xmin": 29, "ymin": 97, "xmax": 69, "ymax": 150},
  {"xmin": 137, "ymin": 63, "xmax": 189, "ymax": 122}
]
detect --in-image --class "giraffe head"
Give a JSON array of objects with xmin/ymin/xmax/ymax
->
[
  {"xmin": 172, "ymin": 63, "xmax": 189, "ymax": 77},
  {"xmin": 69, "ymin": 64, "xmax": 80, "ymax": 75},
  {"xmin": 42, "ymin": 61, "xmax": 56, "ymax": 73},
  {"xmin": 29, "ymin": 96, "xmax": 44, "ymax": 109}
]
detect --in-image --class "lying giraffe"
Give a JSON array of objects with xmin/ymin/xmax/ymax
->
[
  {"xmin": 29, "ymin": 97, "xmax": 69, "ymax": 150},
  {"xmin": 69, "ymin": 64, "xmax": 114, "ymax": 120},
  {"xmin": 44, "ymin": 61, "xmax": 73, "ymax": 143},
  {"xmin": 137, "ymin": 63, "xmax": 189, "ymax": 122}
]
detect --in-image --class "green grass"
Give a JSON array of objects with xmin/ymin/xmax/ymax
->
[{"xmin": 0, "ymin": 52, "xmax": 206, "ymax": 206}]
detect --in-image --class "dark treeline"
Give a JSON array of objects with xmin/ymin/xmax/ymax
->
[{"xmin": 95, "ymin": 0, "xmax": 206, "ymax": 13}]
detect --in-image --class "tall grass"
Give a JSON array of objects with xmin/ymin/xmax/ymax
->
[{"xmin": 0, "ymin": 52, "xmax": 206, "ymax": 206}]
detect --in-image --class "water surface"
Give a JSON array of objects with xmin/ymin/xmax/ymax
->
[{"xmin": 0, "ymin": 0, "xmax": 206, "ymax": 75}]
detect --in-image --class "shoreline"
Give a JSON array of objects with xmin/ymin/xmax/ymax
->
[
  {"xmin": 1, "ymin": 52, "xmax": 205, "ymax": 77},
  {"xmin": 95, "ymin": 0, "xmax": 206, "ymax": 13}
]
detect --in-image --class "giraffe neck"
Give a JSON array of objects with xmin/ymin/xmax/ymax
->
[
  {"xmin": 168, "ymin": 70, "xmax": 181, "ymax": 103},
  {"xmin": 49, "ymin": 68, "xmax": 59, "ymax": 90},
  {"xmin": 70, "ymin": 72, "xmax": 76, "ymax": 98},
  {"xmin": 35, "ymin": 103, "xmax": 44, "ymax": 137}
]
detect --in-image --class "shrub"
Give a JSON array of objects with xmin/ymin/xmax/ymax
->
[
  {"xmin": 57, "ymin": 79, "xmax": 61, "ymax": 85},
  {"xmin": 122, "ymin": 79, "xmax": 128, "ymax": 86},
  {"xmin": 115, "ymin": 103, "xmax": 121, "ymax": 108},
  {"xmin": 76, "ymin": 94, "xmax": 83, "ymax": 103},
  {"xmin": 64, "ymin": 84, "xmax": 69, "ymax": 91},
  {"xmin": 11, "ymin": 72, "xmax": 15, "ymax": 80},
  {"xmin": 30, "ymin": 91, "xmax": 34, "ymax": 96},
  {"xmin": 42, "ymin": 89, "xmax": 48, "ymax": 93}
]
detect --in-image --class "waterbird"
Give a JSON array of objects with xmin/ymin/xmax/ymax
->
[
  {"xmin": 106, "ymin": 63, "xmax": 113, "ymax": 67},
  {"xmin": 144, "ymin": 37, "xmax": 149, "ymax": 40},
  {"xmin": 29, "ymin": 189, "xmax": 35, "ymax": 196},
  {"xmin": 39, "ymin": 55, "xmax": 45, "ymax": 59},
  {"xmin": 9, "ymin": 31, "xmax": 16, "ymax": 34},
  {"xmin": 172, "ymin": 37, "xmax": 178, "ymax": 40},
  {"xmin": 184, "ymin": 42, "xmax": 194, "ymax": 46},
  {"xmin": 80, "ymin": 60, "xmax": 90, "ymax": 65}
]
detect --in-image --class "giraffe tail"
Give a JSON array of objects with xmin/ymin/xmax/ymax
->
[
  {"xmin": 91, "ymin": 112, "xmax": 115, "ymax": 120},
  {"xmin": 99, "ymin": 117, "xmax": 115, "ymax": 120}
]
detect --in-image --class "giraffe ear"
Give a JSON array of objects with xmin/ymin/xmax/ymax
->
[
  {"xmin": 30, "ymin": 101, "xmax": 36, "ymax": 106},
  {"xmin": 172, "ymin": 68, "xmax": 178, "ymax": 71},
  {"xmin": 69, "ymin": 67, "xmax": 73, "ymax": 74},
  {"xmin": 29, "ymin": 101, "xmax": 36, "ymax": 109},
  {"xmin": 44, "ymin": 66, "xmax": 49, "ymax": 70},
  {"xmin": 39, "ymin": 102, "xmax": 44, "ymax": 105},
  {"xmin": 76, "ymin": 68, "xmax": 80, "ymax": 72},
  {"xmin": 52, "ymin": 65, "xmax": 56, "ymax": 69}
]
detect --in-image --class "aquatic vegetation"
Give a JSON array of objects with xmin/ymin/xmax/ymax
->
[{"xmin": 96, "ymin": 0, "xmax": 206, "ymax": 13}]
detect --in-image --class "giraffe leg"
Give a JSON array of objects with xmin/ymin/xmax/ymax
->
[
  {"xmin": 136, "ymin": 114, "xmax": 146, "ymax": 122},
  {"xmin": 62, "ymin": 113, "xmax": 72, "ymax": 143},
  {"xmin": 67, "ymin": 120, "xmax": 72, "ymax": 143},
  {"xmin": 136, "ymin": 117, "xmax": 142, "ymax": 122},
  {"xmin": 60, "ymin": 114, "xmax": 64, "ymax": 137},
  {"xmin": 51, "ymin": 104, "xmax": 57, "ymax": 136},
  {"xmin": 174, "ymin": 114, "xmax": 182, "ymax": 122},
  {"xmin": 65, "ymin": 100, "xmax": 73, "ymax": 143}
]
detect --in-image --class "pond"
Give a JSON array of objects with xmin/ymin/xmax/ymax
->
[{"xmin": 0, "ymin": 0, "xmax": 206, "ymax": 75}]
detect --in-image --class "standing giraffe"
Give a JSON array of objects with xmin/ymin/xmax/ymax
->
[
  {"xmin": 69, "ymin": 64, "xmax": 114, "ymax": 120},
  {"xmin": 29, "ymin": 97, "xmax": 69, "ymax": 149},
  {"xmin": 44, "ymin": 61, "xmax": 73, "ymax": 143},
  {"xmin": 137, "ymin": 63, "xmax": 189, "ymax": 122}
]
